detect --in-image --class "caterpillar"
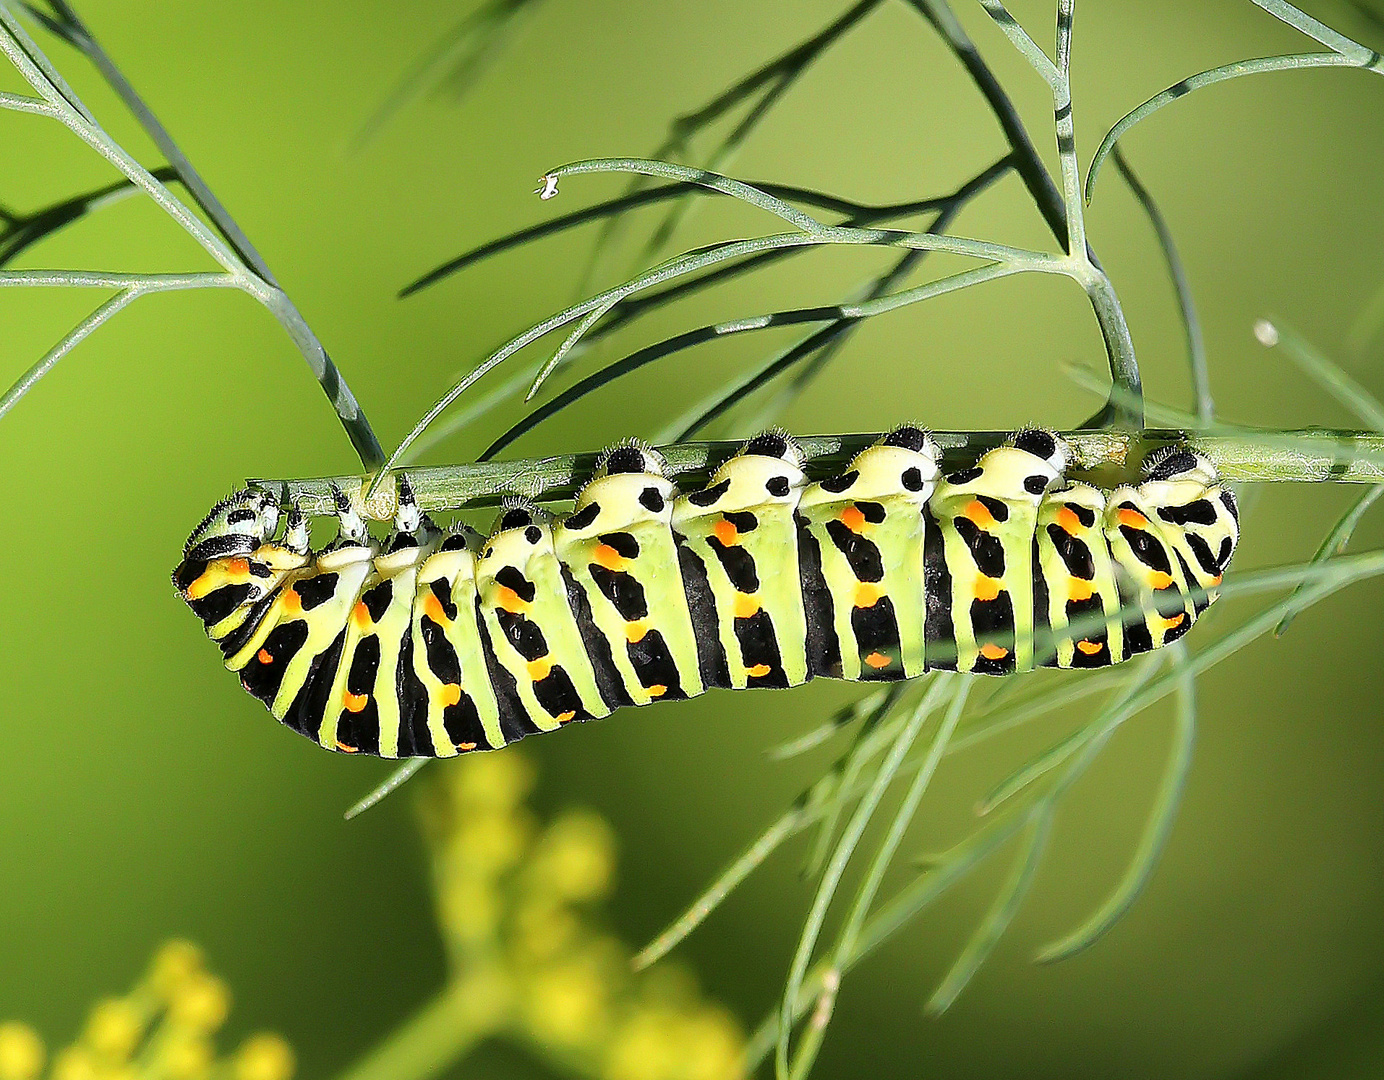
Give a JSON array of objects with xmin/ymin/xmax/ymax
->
[{"xmin": 172, "ymin": 428, "xmax": 1239, "ymax": 758}]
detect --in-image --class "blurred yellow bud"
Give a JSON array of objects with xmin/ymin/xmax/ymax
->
[
  {"xmin": 523, "ymin": 960, "xmax": 609, "ymax": 1049},
  {"xmin": 168, "ymin": 974, "xmax": 230, "ymax": 1033},
  {"xmin": 604, "ymin": 1011, "xmax": 679, "ymax": 1080},
  {"xmin": 160, "ymin": 1035, "xmax": 213, "ymax": 1080},
  {"xmin": 452, "ymin": 751, "xmax": 533, "ymax": 811},
  {"xmin": 0, "ymin": 1023, "xmax": 44, "ymax": 1080},
  {"xmin": 453, "ymin": 809, "xmax": 533, "ymax": 876},
  {"xmin": 605, "ymin": 1005, "xmax": 746, "ymax": 1080},
  {"xmin": 83, "ymin": 998, "xmax": 142, "ymax": 1060},
  {"xmin": 438, "ymin": 875, "xmax": 500, "ymax": 949},
  {"xmin": 50, "ymin": 1047, "xmax": 96, "ymax": 1080},
  {"xmin": 233, "ymin": 1034, "xmax": 295, "ymax": 1080},
  {"xmin": 512, "ymin": 901, "xmax": 578, "ymax": 962},
  {"xmin": 530, "ymin": 810, "xmax": 615, "ymax": 902},
  {"xmin": 149, "ymin": 941, "xmax": 204, "ymax": 1000},
  {"xmin": 678, "ymin": 1009, "xmax": 745, "ymax": 1080}
]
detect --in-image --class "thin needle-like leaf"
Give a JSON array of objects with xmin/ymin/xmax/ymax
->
[
  {"xmin": 0, "ymin": 166, "xmax": 180, "ymax": 268},
  {"xmin": 1087, "ymin": 54, "xmax": 1378, "ymax": 203},
  {"xmin": 344, "ymin": 759, "xmax": 430, "ymax": 821},
  {"xmin": 1111, "ymin": 147, "xmax": 1211, "ymax": 424},
  {"xmin": 525, "ymin": 296, "xmax": 617, "ymax": 400},
  {"xmin": 925, "ymin": 808, "xmax": 1054, "ymax": 1015},
  {"xmin": 1035, "ymin": 645, "xmax": 1197, "ymax": 963},
  {"xmin": 399, "ymin": 178, "xmax": 949, "ymax": 298},
  {"xmin": 783, "ymin": 681, "xmax": 971, "ymax": 1079},
  {"xmin": 1275, "ymin": 483, "xmax": 1384, "ymax": 637},
  {"xmin": 778, "ymin": 677, "xmax": 953, "ymax": 1080},
  {"xmin": 767, "ymin": 689, "xmax": 892, "ymax": 761},
  {"xmin": 483, "ymin": 261, "xmax": 1023, "ymax": 460},
  {"xmin": 801, "ymin": 685, "xmax": 911, "ymax": 879},
  {"xmin": 1254, "ymin": 319, "xmax": 1384, "ymax": 431}
]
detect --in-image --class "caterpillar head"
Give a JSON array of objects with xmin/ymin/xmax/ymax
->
[
  {"xmin": 594, "ymin": 440, "xmax": 667, "ymax": 480},
  {"xmin": 1138, "ymin": 447, "xmax": 1239, "ymax": 584},
  {"xmin": 181, "ymin": 488, "xmax": 279, "ymax": 563}
]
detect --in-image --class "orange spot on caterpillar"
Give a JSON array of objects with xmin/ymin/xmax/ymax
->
[
  {"xmin": 854, "ymin": 582, "xmax": 883, "ymax": 608},
  {"xmin": 1163, "ymin": 612, "xmax": 1186, "ymax": 628},
  {"xmin": 593, "ymin": 543, "xmax": 624, "ymax": 570},
  {"xmin": 746, "ymin": 663, "xmax": 772, "ymax": 678},
  {"xmin": 864, "ymin": 651, "xmax": 891, "ymax": 669},
  {"xmin": 342, "ymin": 692, "xmax": 368, "ymax": 713},
  {"xmin": 1075, "ymin": 639, "xmax": 1103, "ymax": 656},
  {"xmin": 712, "ymin": 518, "xmax": 739, "ymax": 546},
  {"xmin": 422, "ymin": 592, "xmax": 448, "ymax": 624},
  {"xmin": 979, "ymin": 643, "xmax": 1009, "ymax": 660},
  {"xmin": 495, "ymin": 585, "xmax": 527, "ymax": 613},
  {"xmin": 1148, "ymin": 570, "xmax": 1174, "ymax": 590},
  {"xmin": 625, "ymin": 620, "xmax": 649, "ymax": 643},
  {"xmin": 1055, "ymin": 506, "xmax": 1083, "ymax": 535},
  {"xmin": 733, "ymin": 593, "xmax": 760, "ymax": 619},
  {"xmin": 973, "ymin": 575, "xmax": 1002, "ymax": 602},
  {"xmin": 1118, "ymin": 508, "xmax": 1147, "ymax": 529},
  {"xmin": 646, "ymin": 684, "xmax": 667, "ymax": 698},
  {"xmin": 527, "ymin": 657, "xmax": 552, "ymax": 682},
  {"xmin": 352, "ymin": 601, "xmax": 371, "ymax": 629},
  {"xmin": 456, "ymin": 741, "xmax": 477, "ymax": 751},
  {"xmin": 225, "ymin": 558, "xmax": 249, "ymax": 576},
  {"xmin": 964, "ymin": 499, "xmax": 996, "ymax": 528},
  {"xmin": 256, "ymin": 648, "xmax": 273, "ymax": 665},
  {"xmin": 439, "ymin": 683, "xmax": 462, "ymax": 708},
  {"xmin": 1210, "ymin": 574, "xmax": 1223, "ymax": 586},
  {"xmin": 280, "ymin": 588, "xmax": 301, "ymax": 614},
  {"xmin": 556, "ymin": 711, "xmax": 576, "ymax": 724},
  {"xmin": 1067, "ymin": 578, "xmax": 1094, "ymax": 602},
  {"xmin": 838, "ymin": 506, "xmax": 866, "ymax": 533},
  {"xmin": 335, "ymin": 741, "xmax": 359, "ymax": 753}
]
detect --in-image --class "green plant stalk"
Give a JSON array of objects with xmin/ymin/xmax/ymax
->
[
  {"xmin": 253, "ymin": 428, "xmax": 1384, "ymax": 520},
  {"xmin": 331, "ymin": 975, "xmax": 500, "ymax": 1080}
]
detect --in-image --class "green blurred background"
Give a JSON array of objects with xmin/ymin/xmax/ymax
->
[{"xmin": 3, "ymin": 0, "xmax": 1384, "ymax": 1076}]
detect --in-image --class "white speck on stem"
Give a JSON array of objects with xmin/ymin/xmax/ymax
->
[
  {"xmin": 1254, "ymin": 319, "xmax": 1280, "ymax": 347},
  {"xmin": 535, "ymin": 174, "xmax": 560, "ymax": 200}
]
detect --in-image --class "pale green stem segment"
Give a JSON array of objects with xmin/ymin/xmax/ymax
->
[
  {"xmin": 255, "ymin": 428, "xmax": 1384, "ymax": 521},
  {"xmin": 331, "ymin": 976, "xmax": 499, "ymax": 1080},
  {"xmin": 971, "ymin": 0, "xmax": 1145, "ymax": 428}
]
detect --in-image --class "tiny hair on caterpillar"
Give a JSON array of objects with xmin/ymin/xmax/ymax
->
[{"xmin": 172, "ymin": 428, "xmax": 1239, "ymax": 758}]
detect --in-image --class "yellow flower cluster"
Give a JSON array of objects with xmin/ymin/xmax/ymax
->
[
  {"xmin": 0, "ymin": 943, "xmax": 293, "ymax": 1080},
  {"xmin": 417, "ymin": 752, "xmax": 746, "ymax": 1080}
]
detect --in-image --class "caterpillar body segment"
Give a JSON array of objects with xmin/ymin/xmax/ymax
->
[{"xmin": 174, "ymin": 429, "xmax": 1240, "ymax": 758}]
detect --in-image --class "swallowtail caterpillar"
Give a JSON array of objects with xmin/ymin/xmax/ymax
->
[{"xmin": 173, "ymin": 428, "xmax": 1239, "ymax": 758}]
